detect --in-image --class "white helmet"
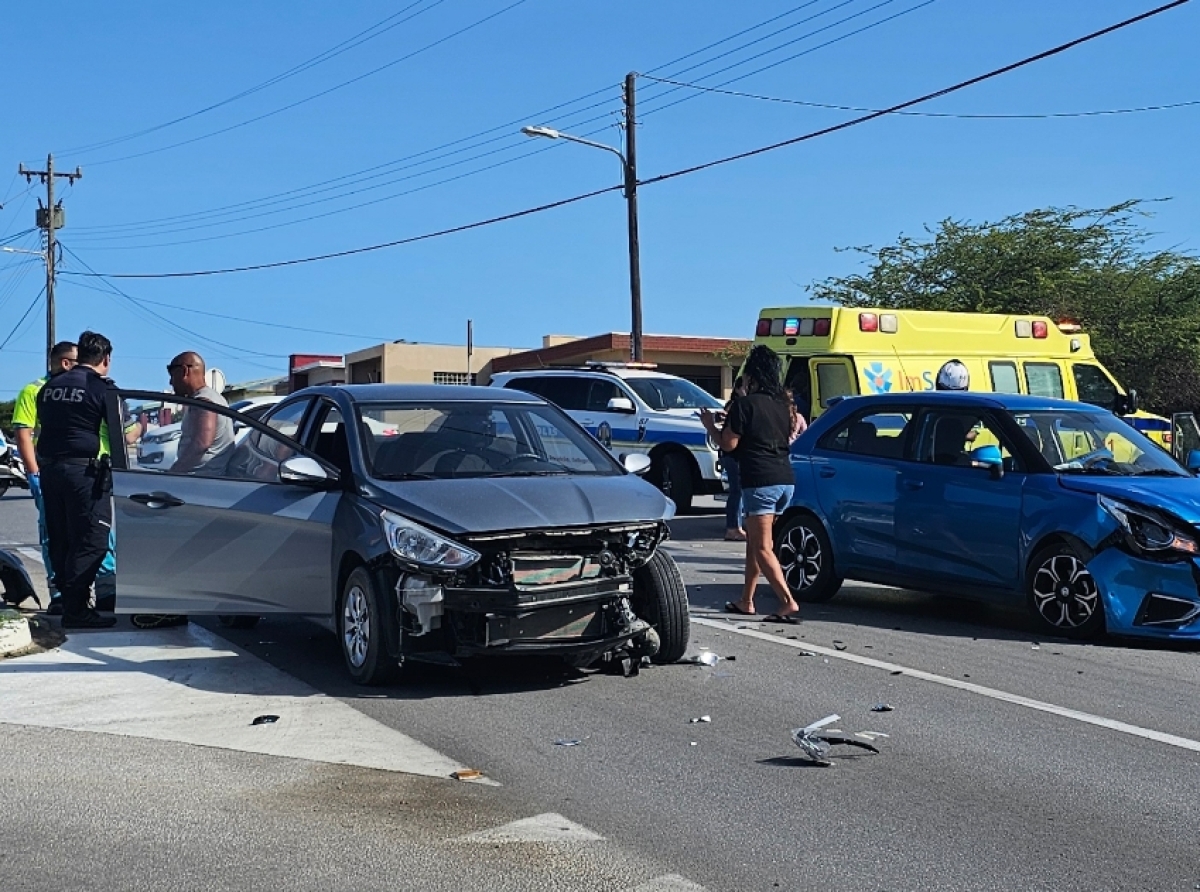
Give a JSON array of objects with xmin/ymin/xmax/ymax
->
[{"xmin": 936, "ymin": 359, "xmax": 970, "ymax": 391}]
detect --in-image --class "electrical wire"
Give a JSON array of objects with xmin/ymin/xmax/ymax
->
[
  {"xmin": 58, "ymin": 0, "xmax": 1191, "ymax": 280},
  {"xmin": 59, "ymin": 0, "xmax": 447, "ymax": 157},
  {"xmin": 86, "ymin": 0, "xmax": 531, "ymax": 167},
  {"xmin": 636, "ymin": 74, "xmax": 1200, "ymax": 118},
  {"xmin": 68, "ymin": 1, "xmax": 852, "ymax": 237},
  {"xmin": 0, "ymin": 286, "xmax": 45, "ymax": 351}
]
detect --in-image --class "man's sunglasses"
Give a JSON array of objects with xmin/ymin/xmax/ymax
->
[{"xmin": 167, "ymin": 363, "xmax": 197, "ymax": 373}]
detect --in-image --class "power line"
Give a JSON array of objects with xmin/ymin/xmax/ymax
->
[
  {"xmin": 59, "ymin": 0, "xmax": 446, "ymax": 157},
  {"xmin": 86, "ymin": 0, "xmax": 531, "ymax": 167},
  {"xmin": 0, "ymin": 286, "xmax": 45, "ymax": 352},
  {"xmin": 638, "ymin": 74, "xmax": 1200, "ymax": 119},
  {"xmin": 67, "ymin": 1, "xmax": 850, "ymax": 237},
  {"xmin": 58, "ymin": 0, "xmax": 1192, "ymax": 278}
]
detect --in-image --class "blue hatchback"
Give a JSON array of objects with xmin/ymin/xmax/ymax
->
[{"xmin": 776, "ymin": 392, "xmax": 1200, "ymax": 640}]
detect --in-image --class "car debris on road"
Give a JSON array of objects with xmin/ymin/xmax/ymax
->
[{"xmin": 790, "ymin": 714, "xmax": 886, "ymax": 766}]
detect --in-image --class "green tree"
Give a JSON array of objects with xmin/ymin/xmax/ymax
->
[{"xmin": 810, "ymin": 201, "xmax": 1200, "ymax": 414}]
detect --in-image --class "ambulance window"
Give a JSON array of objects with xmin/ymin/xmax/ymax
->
[
  {"xmin": 815, "ymin": 362, "xmax": 853, "ymax": 408},
  {"xmin": 1072, "ymin": 364, "xmax": 1118, "ymax": 409},
  {"xmin": 1024, "ymin": 363, "xmax": 1064, "ymax": 399},
  {"xmin": 989, "ymin": 362, "xmax": 1021, "ymax": 394}
]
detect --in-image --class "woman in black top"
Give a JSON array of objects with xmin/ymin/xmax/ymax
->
[{"xmin": 701, "ymin": 345, "xmax": 801, "ymax": 623}]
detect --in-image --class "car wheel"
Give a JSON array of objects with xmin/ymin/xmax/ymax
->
[
  {"xmin": 217, "ymin": 615, "xmax": 260, "ymax": 630},
  {"xmin": 653, "ymin": 452, "xmax": 694, "ymax": 514},
  {"xmin": 340, "ymin": 566, "xmax": 398, "ymax": 686},
  {"xmin": 775, "ymin": 513, "xmax": 843, "ymax": 603},
  {"xmin": 1027, "ymin": 544, "xmax": 1105, "ymax": 639},
  {"xmin": 632, "ymin": 550, "xmax": 690, "ymax": 663}
]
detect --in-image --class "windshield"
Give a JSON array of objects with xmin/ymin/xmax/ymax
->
[
  {"xmin": 1011, "ymin": 409, "xmax": 1187, "ymax": 477},
  {"xmin": 358, "ymin": 401, "xmax": 623, "ymax": 480},
  {"xmin": 626, "ymin": 377, "xmax": 722, "ymax": 411}
]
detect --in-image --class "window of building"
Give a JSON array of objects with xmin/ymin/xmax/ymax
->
[{"xmin": 433, "ymin": 372, "xmax": 472, "ymax": 386}]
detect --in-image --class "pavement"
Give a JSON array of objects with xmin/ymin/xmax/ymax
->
[{"xmin": 4, "ymin": 491, "xmax": 1200, "ymax": 890}]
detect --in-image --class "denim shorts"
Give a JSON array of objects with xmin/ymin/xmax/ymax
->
[{"xmin": 742, "ymin": 484, "xmax": 794, "ymax": 517}]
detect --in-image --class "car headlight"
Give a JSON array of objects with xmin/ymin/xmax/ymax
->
[
  {"xmin": 1098, "ymin": 495, "xmax": 1200, "ymax": 557},
  {"xmin": 380, "ymin": 511, "xmax": 480, "ymax": 570}
]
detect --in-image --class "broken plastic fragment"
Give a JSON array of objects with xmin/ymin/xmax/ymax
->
[
  {"xmin": 251, "ymin": 715, "xmax": 279, "ymax": 726},
  {"xmin": 553, "ymin": 739, "xmax": 582, "ymax": 746},
  {"xmin": 871, "ymin": 703, "xmax": 894, "ymax": 712},
  {"xmin": 686, "ymin": 652, "xmax": 720, "ymax": 666},
  {"xmin": 790, "ymin": 713, "xmax": 883, "ymax": 765},
  {"xmin": 799, "ymin": 650, "xmax": 816, "ymax": 657},
  {"xmin": 688, "ymin": 715, "xmax": 712, "ymax": 724},
  {"xmin": 451, "ymin": 769, "xmax": 483, "ymax": 781},
  {"xmin": 833, "ymin": 642, "xmax": 848, "ymax": 651}
]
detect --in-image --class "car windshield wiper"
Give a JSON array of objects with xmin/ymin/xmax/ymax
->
[
  {"xmin": 488, "ymin": 470, "xmax": 570, "ymax": 478},
  {"xmin": 377, "ymin": 472, "xmax": 437, "ymax": 481},
  {"xmin": 1057, "ymin": 466, "xmax": 1123, "ymax": 476},
  {"xmin": 1132, "ymin": 468, "xmax": 1189, "ymax": 477}
]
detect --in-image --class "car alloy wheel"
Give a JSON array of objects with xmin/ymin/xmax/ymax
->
[
  {"xmin": 773, "ymin": 513, "xmax": 843, "ymax": 603},
  {"xmin": 779, "ymin": 525, "xmax": 822, "ymax": 591},
  {"xmin": 343, "ymin": 583, "xmax": 370, "ymax": 669},
  {"xmin": 1028, "ymin": 547, "xmax": 1103, "ymax": 638}
]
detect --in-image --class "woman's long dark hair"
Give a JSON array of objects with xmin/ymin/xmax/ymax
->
[{"xmin": 742, "ymin": 344, "xmax": 787, "ymax": 401}]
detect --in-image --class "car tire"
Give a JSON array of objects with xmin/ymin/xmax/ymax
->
[
  {"xmin": 775, "ymin": 513, "xmax": 843, "ymax": 603},
  {"xmin": 652, "ymin": 452, "xmax": 694, "ymax": 514},
  {"xmin": 217, "ymin": 615, "xmax": 261, "ymax": 630},
  {"xmin": 1026, "ymin": 543, "xmax": 1105, "ymax": 639},
  {"xmin": 632, "ymin": 549, "xmax": 690, "ymax": 664},
  {"xmin": 340, "ymin": 566, "xmax": 398, "ymax": 686}
]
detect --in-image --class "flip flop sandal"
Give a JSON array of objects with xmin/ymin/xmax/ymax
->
[
  {"xmin": 763, "ymin": 613, "xmax": 802, "ymax": 625},
  {"xmin": 724, "ymin": 601, "xmax": 756, "ymax": 616}
]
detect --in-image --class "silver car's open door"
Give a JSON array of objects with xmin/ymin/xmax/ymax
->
[{"xmin": 108, "ymin": 391, "xmax": 339, "ymax": 617}]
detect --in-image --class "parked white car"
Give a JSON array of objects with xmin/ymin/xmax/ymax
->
[
  {"xmin": 489, "ymin": 365, "xmax": 725, "ymax": 512},
  {"xmin": 136, "ymin": 395, "xmax": 283, "ymax": 470}
]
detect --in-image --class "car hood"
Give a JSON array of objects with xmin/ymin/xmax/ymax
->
[
  {"xmin": 363, "ymin": 473, "xmax": 674, "ymax": 535},
  {"xmin": 1058, "ymin": 475, "xmax": 1200, "ymax": 525}
]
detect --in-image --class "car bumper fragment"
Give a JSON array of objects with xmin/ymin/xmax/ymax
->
[{"xmin": 1088, "ymin": 548, "xmax": 1200, "ymax": 638}]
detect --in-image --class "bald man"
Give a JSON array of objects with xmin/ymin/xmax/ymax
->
[{"xmin": 168, "ymin": 351, "xmax": 235, "ymax": 475}]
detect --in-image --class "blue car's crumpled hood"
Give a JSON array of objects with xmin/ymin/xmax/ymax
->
[
  {"xmin": 1058, "ymin": 475, "xmax": 1200, "ymax": 525},
  {"xmin": 363, "ymin": 473, "xmax": 674, "ymax": 536}
]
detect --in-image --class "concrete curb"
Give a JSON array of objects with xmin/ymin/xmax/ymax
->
[{"xmin": 0, "ymin": 608, "xmax": 33, "ymax": 656}]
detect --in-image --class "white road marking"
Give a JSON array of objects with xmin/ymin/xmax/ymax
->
[
  {"xmin": 16, "ymin": 547, "xmax": 42, "ymax": 565},
  {"xmin": 627, "ymin": 875, "xmax": 708, "ymax": 891},
  {"xmin": 692, "ymin": 615, "xmax": 1200, "ymax": 755},
  {"xmin": 455, "ymin": 813, "xmax": 604, "ymax": 844},
  {"xmin": 0, "ymin": 623, "xmax": 494, "ymax": 783}
]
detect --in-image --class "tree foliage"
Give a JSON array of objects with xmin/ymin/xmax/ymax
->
[{"xmin": 810, "ymin": 201, "xmax": 1200, "ymax": 414}]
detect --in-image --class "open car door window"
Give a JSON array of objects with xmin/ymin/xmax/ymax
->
[{"xmin": 109, "ymin": 390, "xmax": 339, "ymax": 618}]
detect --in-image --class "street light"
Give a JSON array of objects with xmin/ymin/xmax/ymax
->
[{"xmin": 522, "ymin": 78, "xmax": 644, "ymax": 362}]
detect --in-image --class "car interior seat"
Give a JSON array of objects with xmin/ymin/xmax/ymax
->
[
  {"xmin": 932, "ymin": 418, "xmax": 969, "ymax": 465},
  {"xmin": 846, "ymin": 421, "xmax": 879, "ymax": 455}
]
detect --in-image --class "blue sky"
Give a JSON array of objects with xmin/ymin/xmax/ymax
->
[{"xmin": 1, "ymin": 0, "xmax": 1196, "ymax": 392}]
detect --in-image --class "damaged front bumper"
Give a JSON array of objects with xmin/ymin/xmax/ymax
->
[{"xmin": 1089, "ymin": 548, "xmax": 1200, "ymax": 640}]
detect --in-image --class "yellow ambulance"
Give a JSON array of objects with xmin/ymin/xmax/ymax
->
[{"xmin": 753, "ymin": 306, "xmax": 1171, "ymax": 449}]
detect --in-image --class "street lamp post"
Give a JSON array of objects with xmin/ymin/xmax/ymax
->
[{"xmin": 522, "ymin": 74, "xmax": 643, "ymax": 361}]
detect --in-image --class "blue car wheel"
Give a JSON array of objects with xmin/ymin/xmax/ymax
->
[
  {"xmin": 1027, "ymin": 544, "xmax": 1105, "ymax": 639},
  {"xmin": 775, "ymin": 514, "xmax": 843, "ymax": 603}
]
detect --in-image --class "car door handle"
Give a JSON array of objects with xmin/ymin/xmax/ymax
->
[
  {"xmin": 129, "ymin": 492, "xmax": 185, "ymax": 509},
  {"xmin": 818, "ymin": 466, "xmax": 836, "ymax": 478},
  {"xmin": 901, "ymin": 479, "xmax": 924, "ymax": 491}
]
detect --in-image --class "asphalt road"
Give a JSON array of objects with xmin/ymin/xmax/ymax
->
[{"xmin": 3, "ymin": 491, "xmax": 1200, "ymax": 891}]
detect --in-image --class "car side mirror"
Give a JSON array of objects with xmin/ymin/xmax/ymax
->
[
  {"xmin": 1187, "ymin": 449, "xmax": 1200, "ymax": 474},
  {"xmin": 970, "ymin": 444, "xmax": 1005, "ymax": 480},
  {"xmin": 280, "ymin": 455, "xmax": 339, "ymax": 487},
  {"xmin": 620, "ymin": 453, "xmax": 652, "ymax": 475},
  {"xmin": 607, "ymin": 397, "xmax": 636, "ymax": 414}
]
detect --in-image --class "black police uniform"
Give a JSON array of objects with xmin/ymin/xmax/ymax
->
[{"xmin": 36, "ymin": 364, "xmax": 117, "ymax": 627}]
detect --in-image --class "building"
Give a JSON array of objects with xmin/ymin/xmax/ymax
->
[
  {"xmin": 489, "ymin": 333, "xmax": 752, "ymax": 398},
  {"xmin": 344, "ymin": 341, "xmax": 530, "ymax": 387},
  {"xmin": 288, "ymin": 353, "xmax": 345, "ymax": 392}
]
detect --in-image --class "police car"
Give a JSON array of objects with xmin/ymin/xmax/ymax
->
[{"xmin": 489, "ymin": 364, "xmax": 725, "ymax": 512}]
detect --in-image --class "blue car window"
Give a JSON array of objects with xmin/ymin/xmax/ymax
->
[
  {"xmin": 915, "ymin": 411, "xmax": 1024, "ymax": 471},
  {"xmin": 821, "ymin": 411, "xmax": 913, "ymax": 459}
]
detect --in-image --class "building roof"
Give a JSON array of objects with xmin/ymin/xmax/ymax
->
[{"xmin": 490, "ymin": 332, "xmax": 751, "ymax": 373}]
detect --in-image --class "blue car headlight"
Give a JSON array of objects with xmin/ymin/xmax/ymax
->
[
  {"xmin": 380, "ymin": 511, "xmax": 480, "ymax": 570},
  {"xmin": 1098, "ymin": 495, "xmax": 1200, "ymax": 558}
]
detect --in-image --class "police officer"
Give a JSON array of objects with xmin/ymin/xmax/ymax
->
[{"xmin": 36, "ymin": 331, "xmax": 118, "ymax": 629}]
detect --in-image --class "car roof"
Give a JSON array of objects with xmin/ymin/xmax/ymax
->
[
  {"xmin": 296, "ymin": 384, "xmax": 544, "ymax": 404},
  {"xmin": 832, "ymin": 392, "xmax": 1103, "ymax": 412},
  {"xmin": 495, "ymin": 367, "xmax": 681, "ymax": 380}
]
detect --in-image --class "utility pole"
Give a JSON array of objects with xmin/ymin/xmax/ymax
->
[
  {"xmin": 19, "ymin": 154, "xmax": 82, "ymax": 367},
  {"xmin": 623, "ymin": 72, "xmax": 643, "ymax": 363}
]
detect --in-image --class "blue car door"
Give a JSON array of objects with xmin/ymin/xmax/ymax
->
[
  {"xmin": 810, "ymin": 408, "xmax": 916, "ymax": 576},
  {"xmin": 895, "ymin": 409, "xmax": 1025, "ymax": 592}
]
